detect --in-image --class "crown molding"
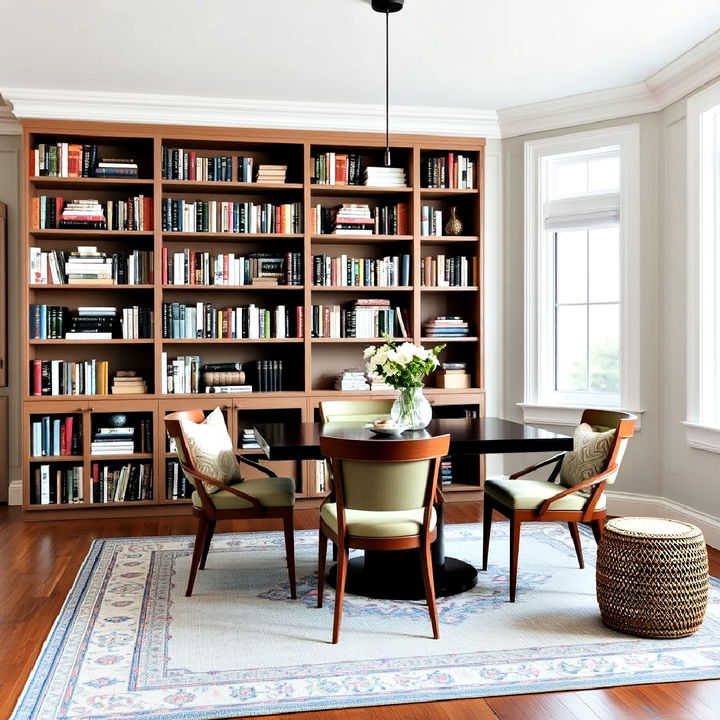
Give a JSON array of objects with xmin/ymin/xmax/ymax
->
[
  {"xmin": 498, "ymin": 29, "xmax": 720, "ymax": 138},
  {"xmin": 0, "ymin": 101, "xmax": 20, "ymax": 134},
  {"xmin": 1, "ymin": 88, "xmax": 501, "ymax": 139}
]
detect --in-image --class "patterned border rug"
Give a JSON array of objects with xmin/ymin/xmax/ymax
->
[{"xmin": 11, "ymin": 523, "xmax": 720, "ymax": 719}]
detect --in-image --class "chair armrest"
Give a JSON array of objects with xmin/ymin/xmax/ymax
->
[
  {"xmin": 509, "ymin": 452, "xmax": 565, "ymax": 480},
  {"xmin": 236, "ymin": 454, "xmax": 278, "ymax": 478},
  {"xmin": 179, "ymin": 462, "xmax": 263, "ymax": 511},
  {"xmin": 535, "ymin": 463, "xmax": 618, "ymax": 516}
]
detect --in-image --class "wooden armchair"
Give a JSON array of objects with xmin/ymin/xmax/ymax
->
[
  {"xmin": 482, "ymin": 409, "xmax": 636, "ymax": 602},
  {"xmin": 164, "ymin": 408, "xmax": 296, "ymax": 598},
  {"xmin": 317, "ymin": 433, "xmax": 450, "ymax": 643}
]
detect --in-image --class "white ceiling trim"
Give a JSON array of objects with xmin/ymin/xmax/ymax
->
[
  {"xmin": 1, "ymin": 88, "xmax": 501, "ymax": 139},
  {"xmin": 0, "ymin": 102, "xmax": 20, "ymax": 134},
  {"xmin": 498, "ymin": 28, "xmax": 720, "ymax": 138}
]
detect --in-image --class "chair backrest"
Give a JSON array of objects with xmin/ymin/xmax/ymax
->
[
  {"xmin": 164, "ymin": 409, "xmax": 207, "ymax": 480},
  {"xmin": 579, "ymin": 409, "xmax": 636, "ymax": 485},
  {"xmin": 318, "ymin": 399, "xmax": 394, "ymax": 423},
  {"xmin": 319, "ymin": 434, "xmax": 450, "ymax": 513}
]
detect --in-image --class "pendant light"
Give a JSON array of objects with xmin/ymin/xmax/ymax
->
[{"xmin": 372, "ymin": 0, "xmax": 404, "ymax": 166}]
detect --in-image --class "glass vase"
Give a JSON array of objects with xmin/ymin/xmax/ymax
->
[{"xmin": 391, "ymin": 386, "xmax": 433, "ymax": 430}]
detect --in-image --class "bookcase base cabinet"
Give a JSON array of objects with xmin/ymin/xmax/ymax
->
[
  {"xmin": 21, "ymin": 121, "xmax": 485, "ymax": 517},
  {"xmin": 22, "ymin": 390, "xmax": 485, "ymax": 513}
]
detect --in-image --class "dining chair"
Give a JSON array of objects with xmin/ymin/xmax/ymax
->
[
  {"xmin": 318, "ymin": 398, "xmax": 394, "ymax": 423},
  {"xmin": 482, "ymin": 409, "xmax": 636, "ymax": 602},
  {"xmin": 317, "ymin": 433, "xmax": 450, "ymax": 643},
  {"xmin": 164, "ymin": 408, "xmax": 296, "ymax": 598}
]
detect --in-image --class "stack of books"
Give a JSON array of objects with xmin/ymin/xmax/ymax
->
[
  {"xmin": 436, "ymin": 361, "xmax": 471, "ymax": 388},
  {"xmin": 368, "ymin": 377, "xmax": 394, "ymax": 391},
  {"xmin": 111, "ymin": 370, "xmax": 148, "ymax": 394},
  {"xmin": 424, "ymin": 316, "xmax": 470, "ymax": 337},
  {"xmin": 202, "ymin": 362, "xmax": 251, "ymax": 393},
  {"xmin": 331, "ymin": 203, "xmax": 374, "ymax": 235},
  {"xmin": 59, "ymin": 199, "xmax": 107, "ymax": 229},
  {"xmin": 65, "ymin": 246, "xmax": 113, "ymax": 284},
  {"xmin": 256, "ymin": 164, "xmax": 287, "ymax": 183},
  {"xmin": 65, "ymin": 306, "xmax": 117, "ymax": 340},
  {"xmin": 240, "ymin": 428, "xmax": 261, "ymax": 450},
  {"xmin": 94, "ymin": 157, "xmax": 139, "ymax": 178},
  {"xmin": 363, "ymin": 166, "xmax": 407, "ymax": 188},
  {"xmin": 334, "ymin": 369, "xmax": 370, "ymax": 391},
  {"xmin": 440, "ymin": 459, "xmax": 453, "ymax": 485},
  {"xmin": 91, "ymin": 426, "xmax": 135, "ymax": 455}
]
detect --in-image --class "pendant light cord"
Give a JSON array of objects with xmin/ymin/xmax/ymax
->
[{"xmin": 385, "ymin": 9, "xmax": 391, "ymax": 166}]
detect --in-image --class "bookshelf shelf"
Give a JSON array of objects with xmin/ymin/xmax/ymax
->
[{"xmin": 21, "ymin": 120, "xmax": 485, "ymax": 515}]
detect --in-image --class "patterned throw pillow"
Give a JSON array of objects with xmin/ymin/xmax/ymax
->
[
  {"xmin": 179, "ymin": 408, "xmax": 242, "ymax": 494},
  {"xmin": 559, "ymin": 422, "xmax": 615, "ymax": 490}
]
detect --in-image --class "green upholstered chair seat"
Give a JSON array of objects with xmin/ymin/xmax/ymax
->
[
  {"xmin": 192, "ymin": 476, "xmax": 295, "ymax": 510},
  {"xmin": 483, "ymin": 477, "xmax": 606, "ymax": 511},
  {"xmin": 320, "ymin": 502, "xmax": 437, "ymax": 538}
]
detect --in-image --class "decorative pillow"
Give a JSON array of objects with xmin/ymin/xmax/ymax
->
[
  {"xmin": 179, "ymin": 408, "xmax": 242, "ymax": 494},
  {"xmin": 559, "ymin": 423, "xmax": 615, "ymax": 490}
]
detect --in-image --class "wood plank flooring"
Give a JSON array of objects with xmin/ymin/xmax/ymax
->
[{"xmin": 0, "ymin": 502, "xmax": 718, "ymax": 720}]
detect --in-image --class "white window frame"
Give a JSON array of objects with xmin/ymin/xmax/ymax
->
[
  {"xmin": 686, "ymin": 82, "xmax": 720, "ymax": 453},
  {"xmin": 520, "ymin": 125, "xmax": 642, "ymax": 427}
]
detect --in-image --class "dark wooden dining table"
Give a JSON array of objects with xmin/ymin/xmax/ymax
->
[{"xmin": 253, "ymin": 417, "xmax": 573, "ymax": 600}]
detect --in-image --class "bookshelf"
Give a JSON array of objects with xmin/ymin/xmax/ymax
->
[{"xmin": 21, "ymin": 121, "xmax": 485, "ymax": 515}]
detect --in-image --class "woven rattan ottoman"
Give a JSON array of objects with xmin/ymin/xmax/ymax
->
[{"xmin": 596, "ymin": 517, "xmax": 709, "ymax": 638}]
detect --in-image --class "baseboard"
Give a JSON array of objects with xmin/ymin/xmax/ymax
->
[
  {"xmin": 8, "ymin": 478, "xmax": 22, "ymax": 506},
  {"xmin": 606, "ymin": 491, "xmax": 720, "ymax": 550}
]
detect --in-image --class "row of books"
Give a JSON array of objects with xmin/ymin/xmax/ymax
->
[
  {"xmin": 161, "ymin": 354, "xmax": 201, "ymax": 394},
  {"xmin": 30, "ymin": 359, "xmax": 110, "ymax": 396},
  {"xmin": 31, "ymin": 143, "xmax": 99, "ymax": 178},
  {"xmin": 166, "ymin": 460, "xmax": 193, "ymax": 500},
  {"xmin": 310, "ymin": 301, "xmax": 407, "ymax": 339},
  {"xmin": 161, "ymin": 198, "xmax": 302, "ymax": 234},
  {"xmin": 311, "ymin": 153, "xmax": 364, "ymax": 185},
  {"xmin": 29, "ymin": 247, "xmax": 154, "ymax": 285},
  {"xmin": 91, "ymin": 462, "xmax": 153, "ymax": 503},
  {"xmin": 162, "ymin": 149, "xmax": 254, "ymax": 182},
  {"xmin": 29, "ymin": 304, "xmax": 68, "ymax": 339},
  {"xmin": 311, "ymin": 253, "xmax": 411, "ymax": 287},
  {"xmin": 32, "ymin": 196, "xmax": 152, "ymax": 230},
  {"xmin": 420, "ymin": 255, "xmax": 478, "ymax": 287},
  {"xmin": 421, "ymin": 206, "xmax": 451, "ymax": 236},
  {"xmin": 251, "ymin": 359, "xmax": 284, "ymax": 392},
  {"xmin": 161, "ymin": 303, "xmax": 303, "ymax": 339},
  {"xmin": 161, "ymin": 249, "xmax": 302, "ymax": 286},
  {"xmin": 120, "ymin": 307, "xmax": 154, "ymax": 339},
  {"xmin": 28, "ymin": 305, "xmax": 153, "ymax": 339},
  {"xmin": 32, "ymin": 465, "xmax": 83, "ymax": 505},
  {"xmin": 30, "ymin": 415, "xmax": 82, "ymax": 457},
  {"xmin": 422, "ymin": 153, "xmax": 476, "ymax": 189},
  {"xmin": 424, "ymin": 316, "xmax": 470, "ymax": 337}
]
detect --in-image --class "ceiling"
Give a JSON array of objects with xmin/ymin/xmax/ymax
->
[{"xmin": 2, "ymin": 0, "xmax": 720, "ymax": 114}]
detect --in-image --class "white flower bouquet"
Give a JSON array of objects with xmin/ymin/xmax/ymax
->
[{"xmin": 363, "ymin": 338, "xmax": 445, "ymax": 389}]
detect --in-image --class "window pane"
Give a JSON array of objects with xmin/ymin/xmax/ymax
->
[
  {"xmin": 588, "ymin": 227, "xmax": 620, "ymax": 302},
  {"xmin": 589, "ymin": 156, "xmax": 620, "ymax": 192},
  {"xmin": 556, "ymin": 306, "xmax": 587, "ymax": 392},
  {"xmin": 552, "ymin": 159, "xmax": 588, "ymax": 197},
  {"xmin": 588, "ymin": 304, "xmax": 620, "ymax": 394},
  {"xmin": 556, "ymin": 230, "xmax": 588, "ymax": 304}
]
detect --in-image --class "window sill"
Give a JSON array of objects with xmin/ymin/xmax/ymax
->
[
  {"xmin": 684, "ymin": 422, "xmax": 720, "ymax": 454},
  {"xmin": 518, "ymin": 403, "xmax": 644, "ymax": 430}
]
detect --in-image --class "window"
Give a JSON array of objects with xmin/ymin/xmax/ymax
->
[
  {"xmin": 522, "ymin": 126, "xmax": 640, "ymax": 426},
  {"xmin": 686, "ymin": 83, "xmax": 720, "ymax": 452}
]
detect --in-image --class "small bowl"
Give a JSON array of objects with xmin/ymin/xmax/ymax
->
[{"xmin": 365, "ymin": 422, "xmax": 409, "ymax": 435}]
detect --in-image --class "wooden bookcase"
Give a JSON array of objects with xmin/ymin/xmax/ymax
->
[{"xmin": 21, "ymin": 120, "xmax": 485, "ymax": 516}]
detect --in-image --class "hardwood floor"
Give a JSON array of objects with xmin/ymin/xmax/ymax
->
[{"xmin": 0, "ymin": 502, "xmax": 718, "ymax": 720}]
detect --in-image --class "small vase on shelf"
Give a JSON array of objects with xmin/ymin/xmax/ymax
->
[
  {"xmin": 391, "ymin": 386, "xmax": 432, "ymax": 430},
  {"xmin": 444, "ymin": 206, "xmax": 464, "ymax": 236}
]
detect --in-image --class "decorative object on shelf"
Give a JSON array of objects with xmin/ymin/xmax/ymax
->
[
  {"xmin": 109, "ymin": 414, "xmax": 127, "ymax": 427},
  {"xmin": 364, "ymin": 337, "xmax": 444, "ymax": 429},
  {"xmin": 444, "ymin": 206, "xmax": 464, "ymax": 236},
  {"xmin": 372, "ymin": 0, "xmax": 405, "ymax": 166}
]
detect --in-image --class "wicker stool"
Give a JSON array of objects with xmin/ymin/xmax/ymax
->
[{"xmin": 596, "ymin": 517, "xmax": 709, "ymax": 638}]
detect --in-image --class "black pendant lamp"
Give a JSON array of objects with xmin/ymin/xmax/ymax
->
[{"xmin": 372, "ymin": 0, "xmax": 405, "ymax": 166}]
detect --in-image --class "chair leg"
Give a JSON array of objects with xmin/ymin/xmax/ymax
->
[
  {"xmin": 199, "ymin": 520, "xmax": 215, "ymax": 570},
  {"xmin": 590, "ymin": 519, "xmax": 604, "ymax": 544},
  {"xmin": 317, "ymin": 529, "xmax": 328, "ymax": 609},
  {"xmin": 332, "ymin": 544, "xmax": 349, "ymax": 644},
  {"xmin": 420, "ymin": 533, "xmax": 439, "ymax": 639},
  {"xmin": 282, "ymin": 510, "xmax": 297, "ymax": 599},
  {"xmin": 568, "ymin": 522, "xmax": 585, "ymax": 569},
  {"xmin": 509, "ymin": 516, "xmax": 521, "ymax": 603},
  {"xmin": 482, "ymin": 498, "xmax": 493, "ymax": 571},
  {"xmin": 186, "ymin": 516, "xmax": 209, "ymax": 597}
]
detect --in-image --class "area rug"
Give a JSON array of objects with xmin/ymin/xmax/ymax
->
[{"xmin": 11, "ymin": 523, "xmax": 720, "ymax": 720}]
